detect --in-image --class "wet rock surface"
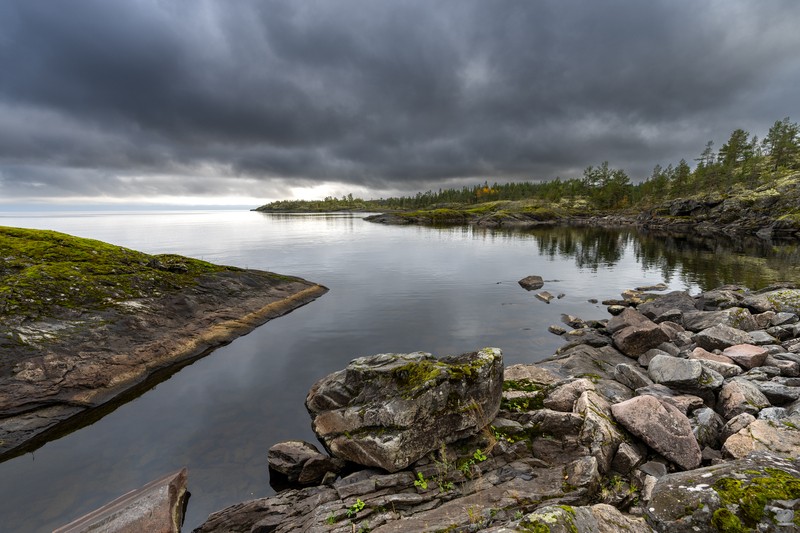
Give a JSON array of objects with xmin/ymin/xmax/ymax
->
[{"xmin": 195, "ymin": 284, "xmax": 800, "ymax": 533}]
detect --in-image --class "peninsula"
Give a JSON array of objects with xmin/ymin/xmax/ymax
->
[{"xmin": 0, "ymin": 226, "xmax": 327, "ymax": 460}]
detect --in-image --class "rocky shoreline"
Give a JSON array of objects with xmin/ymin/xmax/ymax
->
[
  {"xmin": 194, "ymin": 282, "xmax": 800, "ymax": 532},
  {"xmin": 0, "ymin": 269, "xmax": 327, "ymax": 461},
  {"xmin": 363, "ymin": 172, "xmax": 800, "ymax": 241}
]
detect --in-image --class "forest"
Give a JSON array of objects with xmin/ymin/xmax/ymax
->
[{"xmin": 256, "ymin": 117, "xmax": 800, "ymax": 213}]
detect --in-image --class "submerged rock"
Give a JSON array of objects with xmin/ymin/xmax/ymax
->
[
  {"xmin": 518, "ymin": 275, "xmax": 544, "ymax": 290},
  {"xmin": 305, "ymin": 348, "xmax": 503, "ymax": 472}
]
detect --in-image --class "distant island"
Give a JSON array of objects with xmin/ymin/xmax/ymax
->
[{"xmin": 255, "ymin": 117, "xmax": 800, "ymax": 239}]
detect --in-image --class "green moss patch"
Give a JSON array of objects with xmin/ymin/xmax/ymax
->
[
  {"xmin": 712, "ymin": 467, "xmax": 800, "ymax": 530},
  {"xmin": 0, "ymin": 226, "xmax": 234, "ymax": 319}
]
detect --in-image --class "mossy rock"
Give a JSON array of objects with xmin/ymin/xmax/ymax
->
[{"xmin": 0, "ymin": 226, "xmax": 235, "ymax": 320}]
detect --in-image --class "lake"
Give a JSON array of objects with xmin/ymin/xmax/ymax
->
[{"xmin": 0, "ymin": 210, "xmax": 798, "ymax": 532}]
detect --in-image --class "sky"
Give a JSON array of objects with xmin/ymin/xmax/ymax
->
[{"xmin": 1, "ymin": 1, "xmax": 799, "ymax": 207}]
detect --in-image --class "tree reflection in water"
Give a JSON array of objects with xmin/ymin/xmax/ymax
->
[{"xmin": 484, "ymin": 225, "xmax": 800, "ymax": 291}]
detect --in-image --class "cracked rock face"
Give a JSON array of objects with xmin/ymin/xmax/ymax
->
[{"xmin": 305, "ymin": 348, "xmax": 503, "ymax": 473}]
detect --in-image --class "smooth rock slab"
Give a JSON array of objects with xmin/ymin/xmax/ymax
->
[
  {"xmin": 55, "ymin": 469, "xmax": 188, "ymax": 533},
  {"xmin": 305, "ymin": 348, "xmax": 503, "ymax": 472},
  {"xmin": 611, "ymin": 395, "xmax": 701, "ymax": 470},
  {"xmin": 646, "ymin": 452, "xmax": 800, "ymax": 533}
]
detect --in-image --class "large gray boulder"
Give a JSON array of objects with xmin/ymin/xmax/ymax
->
[
  {"xmin": 683, "ymin": 307, "xmax": 759, "ymax": 332},
  {"xmin": 305, "ymin": 348, "xmax": 503, "ymax": 472},
  {"xmin": 612, "ymin": 322, "xmax": 670, "ymax": 357},
  {"xmin": 693, "ymin": 324, "xmax": 754, "ymax": 351},
  {"xmin": 611, "ymin": 395, "xmax": 701, "ymax": 470},
  {"xmin": 637, "ymin": 290, "xmax": 697, "ymax": 320},
  {"xmin": 268, "ymin": 440, "xmax": 345, "ymax": 486},
  {"xmin": 647, "ymin": 354, "xmax": 723, "ymax": 393},
  {"xmin": 646, "ymin": 452, "xmax": 800, "ymax": 533}
]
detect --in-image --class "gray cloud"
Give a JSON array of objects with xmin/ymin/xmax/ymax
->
[{"xmin": 1, "ymin": 0, "xmax": 799, "ymax": 202}]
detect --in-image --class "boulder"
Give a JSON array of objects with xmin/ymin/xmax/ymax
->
[
  {"xmin": 658, "ymin": 321, "xmax": 691, "ymax": 345},
  {"xmin": 611, "ymin": 442, "xmax": 646, "ymax": 475},
  {"xmin": 646, "ymin": 452, "xmax": 800, "ymax": 532},
  {"xmin": 683, "ymin": 308, "xmax": 759, "ymax": 332},
  {"xmin": 687, "ymin": 347, "xmax": 741, "ymax": 378},
  {"xmin": 268, "ymin": 440, "xmax": 345, "ymax": 486},
  {"xmin": 575, "ymin": 390, "xmax": 627, "ymax": 474},
  {"xmin": 765, "ymin": 355, "xmax": 800, "ymax": 377},
  {"xmin": 691, "ymin": 407, "xmax": 725, "ymax": 449},
  {"xmin": 754, "ymin": 381, "xmax": 800, "ymax": 404},
  {"xmin": 772, "ymin": 312, "xmax": 800, "ymax": 326},
  {"xmin": 543, "ymin": 378, "xmax": 595, "ymax": 412},
  {"xmin": 606, "ymin": 307, "xmax": 651, "ymax": 334},
  {"xmin": 518, "ymin": 275, "xmax": 544, "ymax": 290},
  {"xmin": 693, "ymin": 324, "xmax": 754, "ymax": 352},
  {"xmin": 612, "ymin": 322, "xmax": 670, "ymax": 357},
  {"xmin": 722, "ymin": 344, "xmax": 769, "ymax": 369},
  {"xmin": 637, "ymin": 291, "xmax": 697, "ymax": 320},
  {"xmin": 696, "ymin": 288, "xmax": 743, "ymax": 310},
  {"xmin": 305, "ymin": 348, "xmax": 503, "ymax": 472},
  {"xmin": 722, "ymin": 419, "xmax": 800, "ymax": 459},
  {"xmin": 756, "ymin": 288, "xmax": 800, "ymax": 314},
  {"xmin": 720, "ymin": 413, "xmax": 756, "ymax": 443},
  {"xmin": 634, "ymin": 384, "xmax": 704, "ymax": 415},
  {"xmin": 535, "ymin": 291, "xmax": 555, "ymax": 303},
  {"xmin": 647, "ymin": 354, "xmax": 723, "ymax": 393},
  {"xmin": 749, "ymin": 329, "xmax": 778, "ymax": 345},
  {"xmin": 718, "ymin": 378, "xmax": 771, "ymax": 419},
  {"xmin": 613, "ymin": 363, "xmax": 653, "ymax": 390},
  {"xmin": 611, "ymin": 395, "xmax": 701, "ymax": 470}
]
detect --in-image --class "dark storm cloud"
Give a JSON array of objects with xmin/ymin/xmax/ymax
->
[{"xmin": 1, "ymin": 0, "xmax": 799, "ymax": 201}]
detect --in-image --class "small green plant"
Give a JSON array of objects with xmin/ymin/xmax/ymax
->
[
  {"xmin": 439, "ymin": 480, "xmax": 454, "ymax": 492},
  {"xmin": 414, "ymin": 472, "xmax": 428, "ymax": 490},
  {"xmin": 514, "ymin": 509, "xmax": 524, "ymax": 520},
  {"xmin": 473, "ymin": 448, "xmax": 488, "ymax": 462},
  {"xmin": 325, "ymin": 512, "xmax": 336, "ymax": 524},
  {"xmin": 346, "ymin": 499, "xmax": 366, "ymax": 518}
]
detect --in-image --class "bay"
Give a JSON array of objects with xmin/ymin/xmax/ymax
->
[{"xmin": 0, "ymin": 210, "xmax": 798, "ymax": 532}]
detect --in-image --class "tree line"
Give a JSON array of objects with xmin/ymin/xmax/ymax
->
[{"xmin": 257, "ymin": 117, "xmax": 800, "ymax": 212}]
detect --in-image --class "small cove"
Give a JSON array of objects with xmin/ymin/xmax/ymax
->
[{"xmin": 0, "ymin": 210, "xmax": 799, "ymax": 532}]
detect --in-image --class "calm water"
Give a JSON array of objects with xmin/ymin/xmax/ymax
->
[{"xmin": 0, "ymin": 210, "xmax": 798, "ymax": 532}]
